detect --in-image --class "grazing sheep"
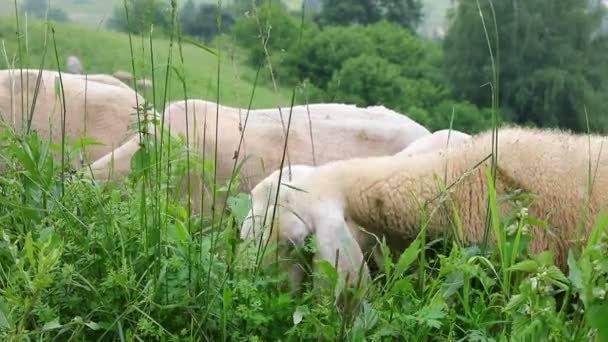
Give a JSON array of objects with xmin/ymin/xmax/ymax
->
[
  {"xmin": 246, "ymin": 126, "xmax": 608, "ymax": 288},
  {"xmin": 395, "ymin": 129, "xmax": 471, "ymax": 157},
  {"xmin": 71, "ymin": 74, "xmax": 133, "ymax": 91},
  {"xmin": 112, "ymin": 71, "xmax": 133, "ymax": 82},
  {"xmin": 65, "ymin": 55, "xmax": 83, "ymax": 74},
  {"xmin": 0, "ymin": 68, "xmax": 146, "ymax": 166},
  {"xmin": 240, "ymin": 130, "xmax": 472, "ymax": 283},
  {"xmin": 90, "ymin": 99, "xmax": 431, "ymax": 213},
  {"xmin": 241, "ymin": 164, "xmax": 385, "ymax": 291},
  {"xmin": 136, "ymin": 79, "xmax": 153, "ymax": 89}
]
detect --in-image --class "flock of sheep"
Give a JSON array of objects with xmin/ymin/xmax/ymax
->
[{"xmin": 0, "ymin": 67, "xmax": 606, "ymax": 293}]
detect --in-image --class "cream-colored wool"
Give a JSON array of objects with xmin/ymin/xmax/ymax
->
[
  {"xmin": 395, "ymin": 129, "xmax": 471, "ymax": 157},
  {"xmin": 0, "ymin": 69, "xmax": 144, "ymax": 166},
  {"xmin": 250, "ymin": 126, "xmax": 608, "ymax": 288},
  {"xmin": 71, "ymin": 74, "xmax": 133, "ymax": 91},
  {"xmin": 91, "ymin": 99, "xmax": 431, "ymax": 213},
  {"xmin": 242, "ymin": 129, "xmax": 471, "ymax": 241}
]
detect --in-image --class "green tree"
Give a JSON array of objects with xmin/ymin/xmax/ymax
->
[
  {"xmin": 232, "ymin": 0, "xmax": 300, "ymax": 65},
  {"xmin": 107, "ymin": 0, "xmax": 171, "ymax": 35},
  {"xmin": 21, "ymin": 0, "xmax": 70, "ymax": 22},
  {"xmin": 179, "ymin": 1, "xmax": 234, "ymax": 42},
  {"xmin": 327, "ymin": 54, "xmax": 406, "ymax": 107},
  {"xmin": 284, "ymin": 21, "xmax": 445, "ymax": 94},
  {"xmin": 283, "ymin": 25, "xmax": 374, "ymax": 87},
  {"xmin": 443, "ymin": 0, "xmax": 608, "ymax": 132},
  {"xmin": 317, "ymin": 0, "xmax": 422, "ymax": 31}
]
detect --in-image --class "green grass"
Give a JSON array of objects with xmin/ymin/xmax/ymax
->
[
  {"xmin": 0, "ymin": 3, "xmax": 607, "ymax": 341},
  {"xmin": 0, "ymin": 16, "xmax": 293, "ymax": 109}
]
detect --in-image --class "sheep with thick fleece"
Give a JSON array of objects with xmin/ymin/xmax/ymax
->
[
  {"xmin": 245, "ymin": 126, "xmax": 608, "ymax": 287},
  {"xmin": 90, "ymin": 99, "xmax": 430, "ymax": 213},
  {"xmin": 71, "ymin": 74, "xmax": 133, "ymax": 91},
  {"xmin": 241, "ymin": 129, "xmax": 471, "ymax": 283},
  {"xmin": 395, "ymin": 129, "xmax": 471, "ymax": 156},
  {"xmin": 242, "ymin": 128, "xmax": 471, "ymax": 245},
  {"xmin": 241, "ymin": 164, "xmax": 385, "ymax": 290},
  {"xmin": 0, "ymin": 68, "xmax": 145, "ymax": 166}
]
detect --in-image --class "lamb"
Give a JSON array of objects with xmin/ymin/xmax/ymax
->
[
  {"xmin": 112, "ymin": 71, "xmax": 134, "ymax": 82},
  {"xmin": 0, "ymin": 68, "xmax": 145, "ymax": 167},
  {"xmin": 241, "ymin": 128, "xmax": 472, "ymax": 285},
  {"xmin": 90, "ymin": 99, "xmax": 431, "ymax": 213},
  {"xmin": 241, "ymin": 164, "xmax": 385, "ymax": 290},
  {"xmin": 243, "ymin": 126, "xmax": 608, "ymax": 289},
  {"xmin": 65, "ymin": 55, "xmax": 83, "ymax": 74}
]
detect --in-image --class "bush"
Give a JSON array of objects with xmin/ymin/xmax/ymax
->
[
  {"xmin": 20, "ymin": 0, "xmax": 70, "ymax": 22},
  {"xmin": 283, "ymin": 24, "xmax": 373, "ymax": 87},
  {"xmin": 327, "ymin": 54, "xmax": 406, "ymax": 108},
  {"xmin": 107, "ymin": 0, "xmax": 171, "ymax": 35},
  {"xmin": 232, "ymin": 0, "xmax": 300, "ymax": 66},
  {"xmin": 179, "ymin": 1, "xmax": 235, "ymax": 42}
]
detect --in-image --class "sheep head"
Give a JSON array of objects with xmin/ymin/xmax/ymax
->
[{"xmin": 241, "ymin": 164, "xmax": 370, "ymax": 293}]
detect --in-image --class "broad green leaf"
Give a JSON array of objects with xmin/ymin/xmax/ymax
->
[
  {"xmin": 293, "ymin": 306, "xmax": 308, "ymax": 326},
  {"xmin": 508, "ymin": 260, "xmax": 538, "ymax": 273},
  {"xmin": 567, "ymin": 249, "xmax": 583, "ymax": 290},
  {"xmin": 0, "ymin": 297, "xmax": 11, "ymax": 330},
  {"xmin": 227, "ymin": 193, "xmax": 251, "ymax": 226},
  {"xmin": 25, "ymin": 232, "xmax": 36, "ymax": 269},
  {"xmin": 586, "ymin": 304, "xmax": 608, "ymax": 342},
  {"xmin": 395, "ymin": 238, "xmax": 420, "ymax": 276},
  {"xmin": 42, "ymin": 318, "xmax": 62, "ymax": 331}
]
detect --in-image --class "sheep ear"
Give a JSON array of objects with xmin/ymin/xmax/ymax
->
[{"xmin": 313, "ymin": 213, "xmax": 369, "ymax": 289}]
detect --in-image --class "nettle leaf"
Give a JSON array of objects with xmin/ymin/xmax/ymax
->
[
  {"xmin": 0, "ymin": 297, "xmax": 11, "ymax": 330},
  {"xmin": 587, "ymin": 303, "xmax": 608, "ymax": 342},
  {"xmin": 73, "ymin": 136, "xmax": 104, "ymax": 149},
  {"xmin": 292, "ymin": 305, "xmax": 309, "ymax": 326},
  {"xmin": 168, "ymin": 220, "xmax": 190, "ymax": 242},
  {"xmin": 395, "ymin": 238, "xmax": 420, "ymax": 277},
  {"xmin": 25, "ymin": 232, "xmax": 36, "ymax": 269},
  {"xmin": 315, "ymin": 259, "xmax": 338, "ymax": 289},
  {"xmin": 508, "ymin": 260, "xmax": 538, "ymax": 273},
  {"xmin": 42, "ymin": 317, "xmax": 62, "ymax": 331},
  {"xmin": 131, "ymin": 146, "xmax": 150, "ymax": 175},
  {"xmin": 442, "ymin": 271, "xmax": 464, "ymax": 298},
  {"xmin": 227, "ymin": 193, "xmax": 251, "ymax": 226},
  {"xmin": 567, "ymin": 250, "xmax": 583, "ymax": 290}
]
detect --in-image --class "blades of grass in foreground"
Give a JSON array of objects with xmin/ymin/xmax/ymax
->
[{"xmin": 50, "ymin": 26, "xmax": 67, "ymax": 198}]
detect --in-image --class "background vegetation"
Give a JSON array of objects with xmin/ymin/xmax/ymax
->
[{"xmin": 0, "ymin": 0, "xmax": 607, "ymax": 340}]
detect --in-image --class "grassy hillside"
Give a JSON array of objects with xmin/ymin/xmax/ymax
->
[
  {"xmin": 0, "ymin": 0, "xmax": 305, "ymax": 28},
  {"xmin": 0, "ymin": 16, "xmax": 294, "ymax": 109},
  {"xmin": 1, "ymin": 0, "xmax": 450, "ymax": 37}
]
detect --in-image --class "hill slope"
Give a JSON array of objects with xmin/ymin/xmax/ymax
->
[
  {"xmin": 1, "ymin": 0, "xmax": 452, "ymax": 38},
  {"xmin": 0, "ymin": 0, "xmax": 304, "ymax": 28},
  {"xmin": 0, "ymin": 17, "xmax": 293, "ymax": 109}
]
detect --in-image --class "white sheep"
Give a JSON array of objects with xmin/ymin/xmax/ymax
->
[
  {"xmin": 395, "ymin": 129, "xmax": 471, "ymax": 156},
  {"xmin": 90, "ymin": 99, "xmax": 431, "ymax": 214},
  {"xmin": 0, "ymin": 68, "xmax": 146, "ymax": 166},
  {"xmin": 65, "ymin": 55, "xmax": 83, "ymax": 74},
  {"xmin": 244, "ymin": 126, "xmax": 608, "ymax": 289},
  {"xmin": 241, "ymin": 129, "xmax": 472, "ymax": 286}
]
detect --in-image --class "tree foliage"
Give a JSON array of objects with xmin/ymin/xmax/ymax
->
[
  {"xmin": 179, "ymin": 1, "xmax": 235, "ymax": 42},
  {"xmin": 316, "ymin": 0, "xmax": 423, "ymax": 31},
  {"xmin": 107, "ymin": 0, "xmax": 171, "ymax": 35},
  {"xmin": 443, "ymin": 0, "xmax": 608, "ymax": 132},
  {"xmin": 232, "ymin": 0, "xmax": 301, "ymax": 65},
  {"xmin": 21, "ymin": 0, "xmax": 70, "ymax": 22}
]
